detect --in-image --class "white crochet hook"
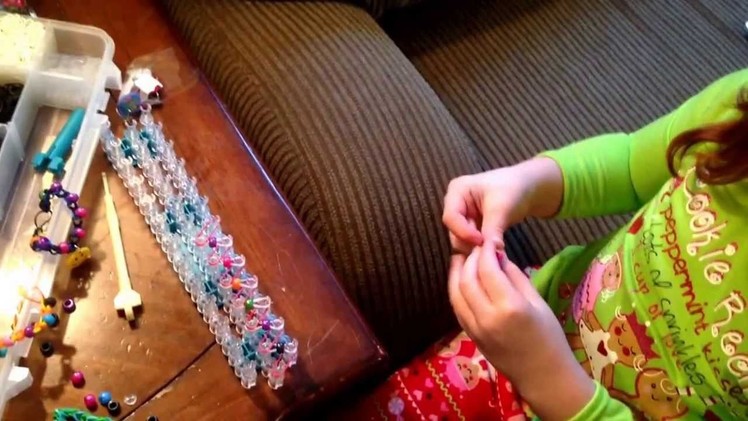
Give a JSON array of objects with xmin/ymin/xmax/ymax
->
[{"xmin": 102, "ymin": 172, "xmax": 142, "ymax": 321}]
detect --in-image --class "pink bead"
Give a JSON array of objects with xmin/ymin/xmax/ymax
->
[
  {"xmin": 2, "ymin": 338, "xmax": 14, "ymax": 347},
  {"xmin": 74, "ymin": 207, "xmax": 88, "ymax": 218},
  {"xmin": 73, "ymin": 227, "xmax": 86, "ymax": 239},
  {"xmin": 84, "ymin": 394, "xmax": 97, "ymax": 411},
  {"xmin": 58, "ymin": 242, "xmax": 70, "ymax": 254},
  {"xmin": 222, "ymin": 256, "xmax": 232, "ymax": 268},
  {"xmin": 70, "ymin": 370, "xmax": 85, "ymax": 388},
  {"xmin": 23, "ymin": 325, "xmax": 35, "ymax": 338}
]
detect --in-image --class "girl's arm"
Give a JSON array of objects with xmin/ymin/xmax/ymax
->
[{"xmin": 533, "ymin": 69, "xmax": 748, "ymax": 219}]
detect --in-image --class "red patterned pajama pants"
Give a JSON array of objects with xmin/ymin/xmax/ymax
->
[{"xmin": 347, "ymin": 331, "xmax": 530, "ymax": 421}]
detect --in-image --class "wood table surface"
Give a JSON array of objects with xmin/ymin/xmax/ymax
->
[{"xmin": 3, "ymin": 1, "xmax": 386, "ymax": 419}]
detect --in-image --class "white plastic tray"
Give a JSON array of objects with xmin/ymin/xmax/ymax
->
[{"xmin": 0, "ymin": 12, "xmax": 121, "ymax": 414}]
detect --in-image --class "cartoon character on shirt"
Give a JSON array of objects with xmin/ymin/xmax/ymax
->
[
  {"xmin": 438, "ymin": 332, "xmax": 491, "ymax": 391},
  {"xmin": 567, "ymin": 310, "xmax": 659, "ymax": 387},
  {"xmin": 572, "ymin": 249, "xmax": 624, "ymax": 322},
  {"xmin": 609, "ymin": 368, "xmax": 690, "ymax": 420}
]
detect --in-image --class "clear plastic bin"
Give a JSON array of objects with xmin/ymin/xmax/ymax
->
[{"xmin": 0, "ymin": 12, "xmax": 121, "ymax": 413}]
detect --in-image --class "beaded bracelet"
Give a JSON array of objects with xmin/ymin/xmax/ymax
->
[
  {"xmin": 100, "ymin": 105, "xmax": 297, "ymax": 390},
  {"xmin": 29, "ymin": 181, "xmax": 92, "ymax": 268},
  {"xmin": 0, "ymin": 287, "xmax": 64, "ymax": 358},
  {"xmin": 30, "ymin": 181, "xmax": 88, "ymax": 255}
]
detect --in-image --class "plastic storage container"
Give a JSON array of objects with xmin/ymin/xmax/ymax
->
[{"xmin": 0, "ymin": 12, "xmax": 121, "ymax": 414}]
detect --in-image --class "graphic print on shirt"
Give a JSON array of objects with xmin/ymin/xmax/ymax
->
[
  {"xmin": 567, "ymin": 309, "xmax": 659, "ymax": 386},
  {"xmin": 608, "ymin": 368, "xmax": 689, "ymax": 420},
  {"xmin": 571, "ymin": 248, "xmax": 624, "ymax": 322},
  {"xmin": 438, "ymin": 332, "xmax": 492, "ymax": 392}
]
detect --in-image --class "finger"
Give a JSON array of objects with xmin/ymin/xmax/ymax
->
[
  {"xmin": 459, "ymin": 248, "xmax": 492, "ymax": 317},
  {"xmin": 480, "ymin": 206, "xmax": 507, "ymax": 250},
  {"xmin": 443, "ymin": 193, "xmax": 483, "ymax": 246},
  {"xmin": 498, "ymin": 252, "xmax": 541, "ymax": 302},
  {"xmin": 478, "ymin": 240, "xmax": 518, "ymax": 303},
  {"xmin": 448, "ymin": 254, "xmax": 477, "ymax": 332},
  {"xmin": 449, "ymin": 218, "xmax": 480, "ymax": 254},
  {"xmin": 449, "ymin": 232, "xmax": 474, "ymax": 255}
]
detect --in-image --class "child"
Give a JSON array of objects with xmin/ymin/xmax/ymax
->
[{"xmin": 348, "ymin": 68, "xmax": 748, "ymax": 420}]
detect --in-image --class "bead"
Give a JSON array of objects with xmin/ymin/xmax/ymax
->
[
  {"xmin": 207, "ymin": 236, "xmax": 217, "ymax": 248},
  {"xmin": 84, "ymin": 394, "xmax": 98, "ymax": 411},
  {"xmin": 123, "ymin": 394, "xmax": 137, "ymax": 406},
  {"xmin": 39, "ymin": 190, "xmax": 47, "ymax": 200},
  {"xmin": 98, "ymin": 391, "xmax": 112, "ymax": 405},
  {"xmin": 40, "ymin": 341, "xmax": 54, "ymax": 357},
  {"xmin": 275, "ymin": 342, "xmax": 285, "ymax": 354},
  {"xmin": 116, "ymin": 91, "xmax": 142, "ymax": 119},
  {"xmin": 73, "ymin": 227, "xmax": 86, "ymax": 239},
  {"xmin": 0, "ymin": 349, "xmax": 6, "ymax": 358},
  {"xmin": 65, "ymin": 192, "xmax": 79, "ymax": 204},
  {"xmin": 23, "ymin": 325, "xmax": 35, "ymax": 338},
  {"xmin": 107, "ymin": 400, "xmax": 121, "ymax": 416},
  {"xmin": 74, "ymin": 207, "xmax": 88, "ymax": 218},
  {"xmin": 62, "ymin": 299, "xmax": 76, "ymax": 313},
  {"xmin": 35, "ymin": 236, "xmax": 52, "ymax": 251},
  {"xmin": 222, "ymin": 256, "xmax": 232, "ymax": 268},
  {"xmin": 261, "ymin": 320, "xmax": 270, "ymax": 331},
  {"xmin": 1, "ymin": 337, "xmax": 14, "ymax": 347},
  {"xmin": 70, "ymin": 371, "xmax": 85, "ymax": 388},
  {"xmin": 43, "ymin": 313, "xmax": 59, "ymax": 328},
  {"xmin": 49, "ymin": 181, "xmax": 62, "ymax": 194},
  {"xmin": 147, "ymin": 416, "xmax": 159, "ymax": 421},
  {"xmin": 39, "ymin": 198, "xmax": 51, "ymax": 212},
  {"xmin": 43, "ymin": 296, "xmax": 57, "ymax": 307},
  {"xmin": 244, "ymin": 298, "xmax": 254, "ymax": 312},
  {"xmin": 231, "ymin": 278, "xmax": 242, "ymax": 291},
  {"xmin": 58, "ymin": 242, "xmax": 70, "ymax": 254}
]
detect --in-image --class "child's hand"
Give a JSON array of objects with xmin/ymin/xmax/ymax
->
[
  {"xmin": 448, "ymin": 244, "xmax": 594, "ymax": 421},
  {"xmin": 442, "ymin": 158, "xmax": 563, "ymax": 254}
]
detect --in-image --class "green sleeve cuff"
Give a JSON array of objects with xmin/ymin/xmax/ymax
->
[
  {"xmin": 539, "ymin": 132, "xmax": 639, "ymax": 219},
  {"xmin": 568, "ymin": 381, "xmax": 634, "ymax": 421}
]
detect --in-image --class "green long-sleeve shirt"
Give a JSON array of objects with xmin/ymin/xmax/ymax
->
[{"xmin": 533, "ymin": 68, "xmax": 748, "ymax": 420}]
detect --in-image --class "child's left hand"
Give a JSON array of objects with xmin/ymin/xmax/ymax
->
[{"xmin": 448, "ymin": 243, "xmax": 595, "ymax": 421}]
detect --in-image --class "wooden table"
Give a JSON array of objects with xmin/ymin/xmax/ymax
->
[{"xmin": 3, "ymin": 1, "xmax": 386, "ymax": 419}]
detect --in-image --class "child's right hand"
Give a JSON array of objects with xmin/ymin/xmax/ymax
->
[{"xmin": 442, "ymin": 157, "xmax": 564, "ymax": 253}]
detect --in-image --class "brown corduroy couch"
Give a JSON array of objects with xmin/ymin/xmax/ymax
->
[{"xmin": 160, "ymin": 0, "xmax": 748, "ymax": 367}]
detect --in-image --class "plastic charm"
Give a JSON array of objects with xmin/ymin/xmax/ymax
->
[{"xmin": 117, "ymin": 68, "xmax": 163, "ymax": 119}]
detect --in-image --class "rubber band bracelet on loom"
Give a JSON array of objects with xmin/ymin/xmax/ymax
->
[
  {"xmin": 100, "ymin": 105, "xmax": 297, "ymax": 390},
  {"xmin": 29, "ymin": 181, "xmax": 88, "ymax": 255}
]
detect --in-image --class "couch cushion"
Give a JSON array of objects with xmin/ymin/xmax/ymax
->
[
  {"xmin": 384, "ymin": 0, "xmax": 748, "ymax": 266},
  {"xmin": 353, "ymin": 0, "xmax": 426, "ymax": 18},
  {"xmin": 161, "ymin": 0, "xmax": 484, "ymax": 364}
]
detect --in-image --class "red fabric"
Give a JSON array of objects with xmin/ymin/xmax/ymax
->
[{"xmin": 348, "ymin": 332, "xmax": 529, "ymax": 420}]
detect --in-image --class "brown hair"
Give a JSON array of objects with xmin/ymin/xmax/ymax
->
[{"xmin": 667, "ymin": 89, "xmax": 748, "ymax": 184}]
